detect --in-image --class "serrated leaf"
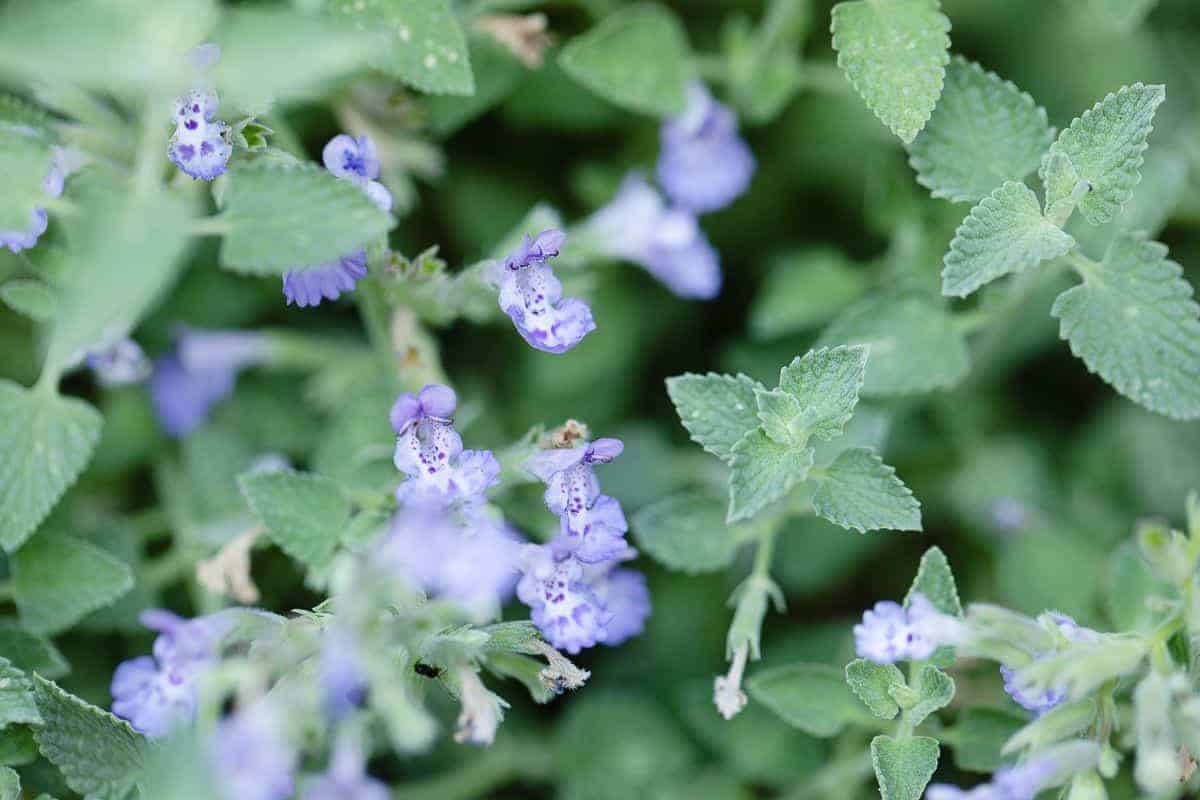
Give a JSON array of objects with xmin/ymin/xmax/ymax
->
[
  {"xmin": 13, "ymin": 532, "xmax": 134, "ymax": 635},
  {"xmin": 905, "ymin": 546, "xmax": 962, "ymax": 616},
  {"xmin": 31, "ymin": 676, "xmax": 145, "ymax": 800},
  {"xmin": 666, "ymin": 373, "xmax": 763, "ymax": 462},
  {"xmin": 0, "ymin": 623, "xmax": 68, "ymax": 679},
  {"xmin": 1052, "ymin": 233, "xmax": 1200, "ymax": 420},
  {"xmin": 811, "ymin": 447, "xmax": 921, "ymax": 532},
  {"xmin": 0, "ymin": 659, "xmax": 40, "ymax": 730},
  {"xmin": 728, "ymin": 430, "xmax": 814, "ymax": 523},
  {"xmin": 831, "ymin": 0, "xmax": 951, "ymax": 143},
  {"xmin": 845, "ymin": 658, "xmax": 904, "ymax": 719},
  {"xmin": 327, "ymin": 0, "xmax": 474, "ymax": 96},
  {"xmin": 749, "ymin": 248, "xmax": 869, "ymax": 340},
  {"xmin": 906, "ymin": 664, "xmax": 954, "ymax": 727},
  {"xmin": 219, "ymin": 161, "xmax": 394, "ymax": 273},
  {"xmin": 0, "ymin": 279, "xmax": 55, "ymax": 322},
  {"xmin": 631, "ymin": 493, "xmax": 739, "ymax": 573},
  {"xmin": 239, "ymin": 469, "xmax": 350, "ymax": 570},
  {"xmin": 909, "ymin": 56, "xmax": 1054, "ymax": 203},
  {"xmin": 1039, "ymin": 83, "xmax": 1165, "ymax": 226},
  {"xmin": 0, "ymin": 381, "xmax": 102, "ymax": 554},
  {"xmin": 755, "ymin": 388, "xmax": 803, "ymax": 446},
  {"xmin": 871, "ymin": 735, "xmax": 940, "ymax": 800},
  {"xmin": 777, "ymin": 345, "xmax": 868, "ymax": 442},
  {"xmin": 942, "ymin": 180, "xmax": 1076, "ymax": 298},
  {"xmin": 559, "ymin": 4, "xmax": 692, "ymax": 117},
  {"xmin": 944, "ymin": 707, "xmax": 1024, "ymax": 772},
  {"xmin": 0, "ymin": 125, "xmax": 53, "ymax": 231},
  {"xmin": 818, "ymin": 294, "xmax": 969, "ymax": 395},
  {"xmin": 746, "ymin": 663, "xmax": 871, "ymax": 737}
]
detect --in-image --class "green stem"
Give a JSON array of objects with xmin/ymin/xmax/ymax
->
[
  {"xmin": 0, "ymin": 580, "xmax": 14, "ymax": 601},
  {"xmin": 1065, "ymin": 250, "xmax": 1101, "ymax": 281},
  {"xmin": 143, "ymin": 545, "xmax": 199, "ymax": 589},
  {"xmin": 189, "ymin": 216, "xmax": 231, "ymax": 237},
  {"xmin": 355, "ymin": 276, "xmax": 395, "ymax": 366},
  {"xmin": 799, "ymin": 62, "xmax": 851, "ymax": 96}
]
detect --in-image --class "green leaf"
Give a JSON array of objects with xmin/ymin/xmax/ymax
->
[
  {"xmin": 631, "ymin": 493, "xmax": 739, "ymax": 573},
  {"xmin": 666, "ymin": 373, "xmax": 763, "ymax": 462},
  {"xmin": 747, "ymin": 663, "xmax": 870, "ymax": 737},
  {"xmin": 909, "ymin": 56, "xmax": 1055, "ymax": 203},
  {"xmin": 749, "ymin": 248, "xmax": 869, "ymax": 340},
  {"xmin": 0, "ymin": 381, "xmax": 102, "ymax": 553},
  {"xmin": 755, "ymin": 388, "xmax": 803, "ymax": 446},
  {"xmin": 0, "ymin": 767, "xmax": 17, "ymax": 800},
  {"xmin": 0, "ymin": 623, "xmax": 68, "ymax": 679},
  {"xmin": 811, "ymin": 447, "xmax": 921, "ymax": 532},
  {"xmin": 942, "ymin": 180, "xmax": 1076, "ymax": 298},
  {"xmin": 845, "ymin": 658, "xmax": 904, "ymax": 719},
  {"xmin": 30, "ymin": 675, "xmax": 145, "ymax": 800},
  {"xmin": 0, "ymin": 278, "xmax": 55, "ymax": 322},
  {"xmin": 776, "ymin": 345, "xmax": 868, "ymax": 442},
  {"xmin": 870, "ymin": 735, "xmax": 940, "ymax": 800},
  {"xmin": 0, "ymin": 125, "xmax": 53, "ymax": 230},
  {"xmin": 943, "ymin": 707, "xmax": 1024, "ymax": 772},
  {"xmin": 13, "ymin": 531, "xmax": 134, "ymax": 635},
  {"xmin": 831, "ymin": 0, "xmax": 951, "ymax": 143},
  {"xmin": 0, "ymin": 659, "xmax": 41, "ymax": 730},
  {"xmin": 817, "ymin": 294, "xmax": 969, "ymax": 395},
  {"xmin": 906, "ymin": 664, "xmax": 954, "ymax": 727},
  {"xmin": 219, "ymin": 161, "xmax": 394, "ymax": 273},
  {"xmin": 727, "ymin": 429, "xmax": 814, "ymax": 523},
  {"xmin": 1052, "ymin": 233, "xmax": 1200, "ymax": 420},
  {"xmin": 1082, "ymin": 0, "xmax": 1158, "ymax": 32},
  {"xmin": 43, "ymin": 175, "xmax": 192, "ymax": 380},
  {"xmin": 559, "ymin": 4, "xmax": 692, "ymax": 117},
  {"xmin": 1039, "ymin": 83, "xmax": 1165, "ymax": 226},
  {"xmin": 327, "ymin": 0, "xmax": 474, "ymax": 96},
  {"xmin": 905, "ymin": 546, "xmax": 962, "ymax": 616},
  {"xmin": 426, "ymin": 35, "xmax": 524, "ymax": 135},
  {"xmin": 239, "ymin": 469, "xmax": 350, "ymax": 570}
]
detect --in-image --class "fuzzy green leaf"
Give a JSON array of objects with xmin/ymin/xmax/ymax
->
[
  {"xmin": 906, "ymin": 664, "xmax": 954, "ymax": 727},
  {"xmin": 818, "ymin": 294, "xmax": 969, "ymax": 395},
  {"xmin": 1039, "ymin": 83, "xmax": 1165, "ymax": 226},
  {"xmin": 12, "ymin": 532, "xmax": 134, "ymax": 635},
  {"xmin": 0, "ymin": 623, "xmax": 68, "ymax": 679},
  {"xmin": 0, "ymin": 767, "xmax": 17, "ymax": 800},
  {"xmin": 239, "ymin": 469, "xmax": 351, "ymax": 570},
  {"xmin": 666, "ymin": 373, "xmax": 763, "ymax": 462},
  {"xmin": 0, "ymin": 125, "xmax": 53, "ymax": 231},
  {"xmin": 747, "ymin": 663, "xmax": 870, "ymax": 737},
  {"xmin": 0, "ymin": 279, "xmax": 55, "ymax": 323},
  {"xmin": 749, "ymin": 248, "xmax": 869, "ymax": 339},
  {"xmin": 942, "ymin": 180, "xmax": 1075, "ymax": 298},
  {"xmin": 871, "ymin": 735, "xmax": 940, "ymax": 800},
  {"xmin": 944, "ymin": 708, "xmax": 1025, "ymax": 772},
  {"xmin": 0, "ymin": 381, "xmax": 102, "ymax": 553},
  {"xmin": 776, "ymin": 345, "xmax": 868, "ymax": 442},
  {"xmin": 219, "ymin": 161, "xmax": 394, "ymax": 273},
  {"xmin": 559, "ymin": 4, "xmax": 692, "ymax": 117},
  {"xmin": 905, "ymin": 546, "xmax": 962, "ymax": 616},
  {"xmin": 0, "ymin": 659, "xmax": 40, "ymax": 730},
  {"xmin": 831, "ymin": 0, "xmax": 951, "ymax": 143},
  {"xmin": 811, "ymin": 447, "xmax": 921, "ymax": 532},
  {"xmin": 909, "ymin": 56, "xmax": 1054, "ymax": 203},
  {"xmin": 1052, "ymin": 233, "xmax": 1200, "ymax": 420},
  {"xmin": 727, "ymin": 430, "xmax": 814, "ymax": 523},
  {"xmin": 845, "ymin": 659, "xmax": 904, "ymax": 719},
  {"xmin": 631, "ymin": 493, "xmax": 739, "ymax": 573},
  {"xmin": 755, "ymin": 388, "xmax": 803, "ymax": 446}
]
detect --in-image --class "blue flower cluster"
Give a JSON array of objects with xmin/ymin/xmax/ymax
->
[
  {"xmin": 1000, "ymin": 612, "xmax": 1098, "ymax": 714},
  {"xmin": 853, "ymin": 593, "xmax": 966, "ymax": 663},
  {"xmin": 0, "ymin": 146, "xmax": 71, "ymax": 254},
  {"xmin": 517, "ymin": 437, "xmax": 650, "ymax": 654},
  {"xmin": 494, "ymin": 228, "xmax": 596, "ymax": 355},
  {"xmin": 584, "ymin": 82, "xmax": 754, "ymax": 300},
  {"xmin": 168, "ymin": 89, "xmax": 231, "ymax": 181},
  {"xmin": 149, "ymin": 328, "xmax": 269, "ymax": 437},
  {"xmin": 282, "ymin": 135, "xmax": 392, "ymax": 308}
]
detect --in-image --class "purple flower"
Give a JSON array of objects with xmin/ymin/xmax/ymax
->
[
  {"xmin": 86, "ymin": 337, "xmax": 151, "ymax": 387},
  {"xmin": 854, "ymin": 593, "xmax": 965, "ymax": 664},
  {"xmin": 149, "ymin": 329, "xmax": 269, "ymax": 437},
  {"xmin": 927, "ymin": 738, "xmax": 1098, "ymax": 800},
  {"xmin": 302, "ymin": 733, "xmax": 388, "ymax": 800},
  {"xmin": 319, "ymin": 629, "xmax": 367, "ymax": 721},
  {"xmin": 999, "ymin": 613, "xmax": 1098, "ymax": 714},
  {"xmin": 1, "ymin": 146, "xmax": 71, "ymax": 254},
  {"xmin": 212, "ymin": 702, "xmax": 296, "ymax": 800},
  {"xmin": 390, "ymin": 383, "xmax": 457, "ymax": 432},
  {"xmin": 283, "ymin": 250, "xmax": 369, "ymax": 307},
  {"xmin": 517, "ymin": 545, "xmax": 610, "ymax": 654},
  {"xmin": 591, "ymin": 567, "xmax": 650, "ymax": 645},
  {"xmin": 494, "ymin": 229, "xmax": 596, "ymax": 354},
  {"xmin": 525, "ymin": 439, "xmax": 628, "ymax": 563},
  {"xmin": 656, "ymin": 82, "xmax": 755, "ymax": 213},
  {"xmin": 168, "ymin": 89, "xmax": 231, "ymax": 181},
  {"xmin": 586, "ymin": 174, "xmax": 721, "ymax": 300}
]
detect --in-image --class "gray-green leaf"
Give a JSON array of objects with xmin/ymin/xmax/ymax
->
[
  {"xmin": 831, "ymin": 0, "xmax": 952, "ymax": 143},
  {"xmin": 239, "ymin": 469, "xmax": 351, "ymax": 570},
  {"xmin": 811, "ymin": 448, "xmax": 921, "ymax": 532},
  {"xmin": 1039, "ymin": 83, "xmax": 1165, "ymax": 226},
  {"xmin": 871, "ymin": 735, "xmax": 940, "ymax": 800},
  {"xmin": 818, "ymin": 294, "xmax": 969, "ymax": 395},
  {"xmin": 13, "ymin": 531, "xmax": 134, "ymax": 635},
  {"xmin": 0, "ymin": 659, "xmax": 41, "ymax": 730},
  {"xmin": 631, "ymin": 493, "xmax": 739, "ymax": 573},
  {"xmin": 0, "ymin": 279, "xmax": 55, "ymax": 323},
  {"xmin": 942, "ymin": 180, "xmax": 1075, "ymax": 298},
  {"xmin": 906, "ymin": 664, "xmax": 954, "ymax": 727},
  {"xmin": 909, "ymin": 56, "xmax": 1054, "ymax": 203},
  {"xmin": 219, "ymin": 161, "xmax": 394, "ymax": 273},
  {"xmin": 559, "ymin": 4, "xmax": 692, "ymax": 117},
  {"xmin": 845, "ymin": 658, "xmax": 904, "ymax": 719},
  {"xmin": 777, "ymin": 345, "xmax": 868, "ymax": 442},
  {"xmin": 755, "ymin": 388, "xmax": 803, "ymax": 446},
  {"xmin": 0, "ymin": 767, "xmax": 17, "ymax": 800},
  {"xmin": 728, "ymin": 430, "xmax": 814, "ymax": 523},
  {"xmin": 0, "ymin": 381, "xmax": 102, "ymax": 553},
  {"xmin": 1052, "ymin": 233, "xmax": 1200, "ymax": 420},
  {"xmin": 0, "ymin": 125, "xmax": 53, "ymax": 231},
  {"xmin": 905, "ymin": 546, "xmax": 962, "ymax": 616},
  {"xmin": 943, "ymin": 707, "xmax": 1025, "ymax": 772},
  {"xmin": 666, "ymin": 372, "xmax": 763, "ymax": 462},
  {"xmin": 31, "ymin": 676, "xmax": 145, "ymax": 800},
  {"xmin": 0, "ymin": 623, "xmax": 68, "ymax": 679},
  {"xmin": 749, "ymin": 248, "xmax": 869, "ymax": 340},
  {"xmin": 747, "ymin": 663, "xmax": 870, "ymax": 737}
]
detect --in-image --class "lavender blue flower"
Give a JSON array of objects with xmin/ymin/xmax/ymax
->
[
  {"xmin": 212, "ymin": 702, "xmax": 296, "ymax": 800},
  {"xmin": 591, "ymin": 567, "xmax": 650, "ymax": 645},
  {"xmin": 525, "ymin": 438, "xmax": 629, "ymax": 563},
  {"xmin": 319, "ymin": 629, "xmax": 367, "ymax": 721},
  {"xmin": 322, "ymin": 134, "xmax": 391, "ymax": 212},
  {"xmin": 516, "ymin": 544, "xmax": 609, "ymax": 654},
  {"xmin": 149, "ymin": 329, "xmax": 269, "ymax": 437},
  {"xmin": 494, "ymin": 229, "xmax": 596, "ymax": 354},
  {"xmin": 86, "ymin": 337, "xmax": 151, "ymax": 387},
  {"xmin": 302, "ymin": 733, "xmax": 388, "ymax": 800},
  {"xmin": 168, "ymin": 89, "xmax": 231, "ymax": 181},
  {"xmin": 656, "ymin": 83, "xmax": 755, "ymax": 213},
  {"xmin": 926, "ymin": 738, "xmax": 1099, "ymax": 800},
  {"xmin": 0, "ymin": 146, "xmax": 71, "ymax": 254},
  {"xmin": 999, "ymin": 612, "xmax": 1098, "ymax": 714},
  {"xmin": 854, "ymin": 593, "xmax": 965, "ymax": 664},
  {"xmin": 586, "ymin": 174, "xmax": 721, "ymax": 299}
]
